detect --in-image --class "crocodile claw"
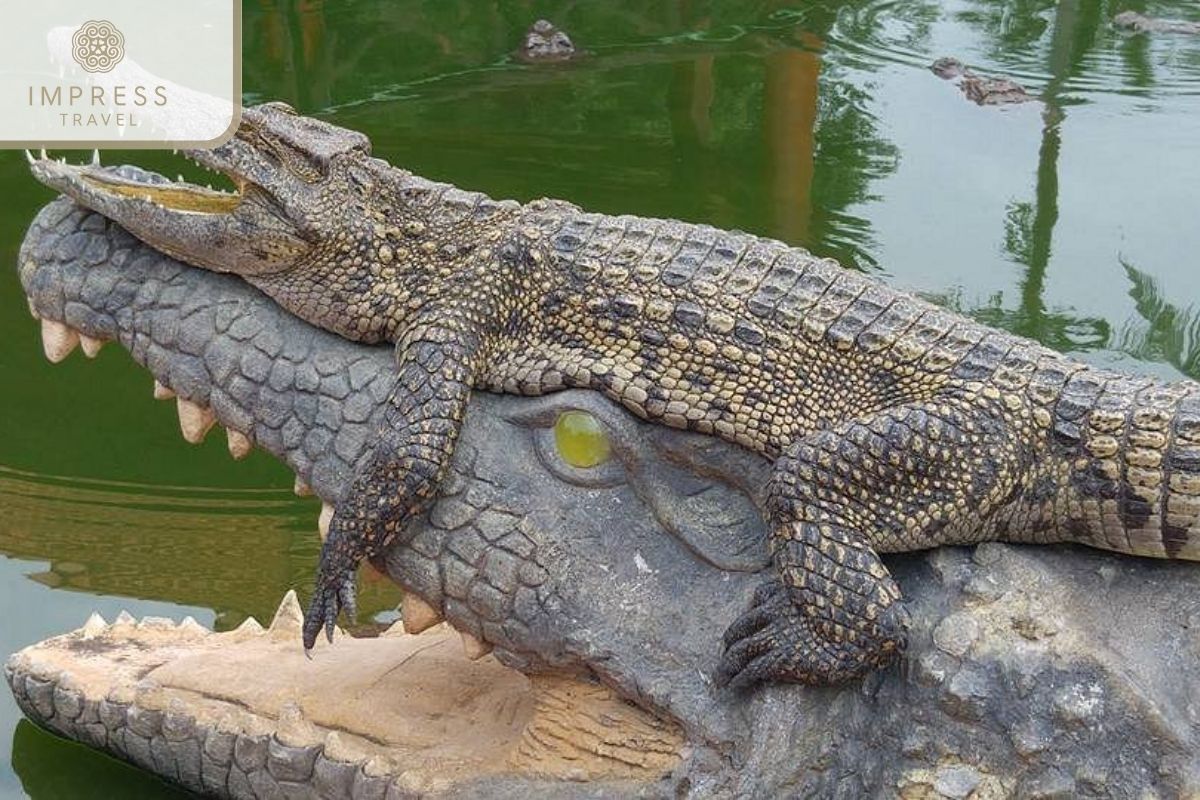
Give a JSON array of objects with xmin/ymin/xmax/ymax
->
[
  {"xmin": 302, "ymin": 568, "xmax": 357, "ymax": 651},
  {"xmin": 717, "ymin": 579, "xmax": 801, "ymax": 690},
  {"xmin": 718, "ymin": 577, "xmax": 909, "ymax": 690}
]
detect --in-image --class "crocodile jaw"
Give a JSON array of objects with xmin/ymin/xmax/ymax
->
[
  {"xmin": 25, "ymin": 102, "xmax": 378, "ymax": 277},
  {"xmin": 28, "ymin": 153, "xmax": 310, "ymax": 277},
  {"xmin": 4, "ymin": 598, "xmax": 682, "ymax": 795}
]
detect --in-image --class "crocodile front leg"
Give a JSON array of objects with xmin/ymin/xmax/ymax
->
[
  {"xmin": 302, "ymin": 318, "xmax": 482, "ymax": 650},
  {"xmin": 719, "ymin": 395, "xmax": 1027, "ymax": 688}
]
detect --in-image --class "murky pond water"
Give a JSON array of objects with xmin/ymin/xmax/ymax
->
[{"xmin": 1, "ymin": 0, "xmax": 1198, "ymax": 795}]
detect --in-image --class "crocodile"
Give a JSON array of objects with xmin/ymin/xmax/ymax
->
[
  {"xmin": 930, "ymin": 58, "xmax": 1036, "ymax": 106},
  {"xmin": 1113, "ymin": 11, "xmax": 1200, "ymax": 35},
  {"xmin": 11, "ymin": 199, "xmax": 1200, "ymax": 797},
  {"xmin": 516, "ymin": 19, "xmax": 580, "ymax": 64},
  {"xmin": 25, "ymin": 102, "xmax": 1200, "ymax": 693}
]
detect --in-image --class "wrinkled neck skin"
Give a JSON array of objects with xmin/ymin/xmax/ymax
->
[{"xmin": 246, "ymin": 162, "xmax": 520, "ymax": 346}]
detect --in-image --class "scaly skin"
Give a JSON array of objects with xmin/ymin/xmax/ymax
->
[{"xmin": 27, "ymin": 103, "xmax": 1200, "ymax": 689}]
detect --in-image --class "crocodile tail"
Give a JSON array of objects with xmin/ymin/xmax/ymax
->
[{"xmin": 1060, "ymin": 378, "xmax": 1200, "ymax": 560}]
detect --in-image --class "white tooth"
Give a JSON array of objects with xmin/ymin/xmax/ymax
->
[
  {"xmin": 178, "ymin": 616, "xmax": 210, "ymax": 636},
  {"xmin": 172, "ymin": 148, "xmax": 177, "ymax": 155},
  {"xmin": 177, "ymin": 174, "xmax": 185, "ymax": 183},
  {"xmin": 293, "ymin": 475, "xmax": 313, "ymax": 497},
  {"xmin": 382, "ymin": 619, "xmax": 408, "ymax": 638},
  {"xmin": 41, "ymin": 319, "xmax": 79, "ymax": 362},
  {"xmin": 91, "ymin": 149, "xmax": 100, "ymax": 166},
  {"xmin": 79, "ymin": 334, "xmax": 104, "ymax": 358},
  {"xmin": 27, "ymin": 298, "xmax": 39, "ymax": 319},
  {"xmin": 39, "ymin": 148, "xmax": 47, "ymax": 160},
  {"xmin": 58, "ymin": 157, "xmax": 66, "ymax": 165},
  {"xmin": 24, "ymin": 150, "xmax": 34, "ymax": 165},
  {"xmin": 176, "ymin": 397, "xmax": 216, "ymax": 443},
  {"xmin": 226, "ymin": 429, "xmax": 252, "ymax": 460},
  {"xmin": 401, "ymin": 593, "xmax": 443, "ymax": 634},
  {"xmin": 114, "ymin": 610, "xmax": 136, "ymax": 626},
  {"xmin": 80, "ymin": 612, "xmax": 108, "ymax": 640},
  {"xmin": 459, "ymin": 631, "xmax": 493, "ymax": 660},
  {"xmin": 153, "ymin": 380, "xmax": 175, "ymax": 400},
  {"xmin": 227, "ymin": 616, "xmax": 263, "ymax": 640},
  {"xmin": 268, "ymin": 590, "xmax": 304, "ymax": 635},
  {"xmin": 318, "ymin": 503, "xmax": 334, "ymax": 541}
]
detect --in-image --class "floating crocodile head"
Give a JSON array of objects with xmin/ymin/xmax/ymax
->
[
  {"xmin": 516, "ymin": 20, "xmax": 579, "ymax": 63},
  {"xmin": 929, "ymin": 57, "xmax": 1036, "ymax": 106}
]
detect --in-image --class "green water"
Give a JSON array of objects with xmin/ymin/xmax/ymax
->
[{"xmin": 1, "ymin": 0, "xmax": 1198, "ymax": 795}]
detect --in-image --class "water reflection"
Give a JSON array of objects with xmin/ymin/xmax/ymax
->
[
  {"xmin": 955, "ymin": 0, "xmax": 1200, "ymax": 96},
  {"xmin": 11, "ymin": 721, "xmax": 189, "ymax": 800},
  {"xmin": 1116, "ymin": 262, "xmax": 1200, "ymax": 380},
  {"xmin": 295, "ymin": 2, "xmax": 904, "ymax": 265},
  {"xmin": 969, "ymin": 0, "xmax": 1200, "ymax": 361},
  {"xmin": 990, "ymin": 0, "xmax": 1114, "ymax": 350},
  {"xmin": 0, "ymin": 467, "xmax": 400, "ymax": 631},
  {"xmin": 248, "ymin": 0, "xmax": 337, "ymax": 109},
  {"xmin": 823, "ymin": 0, "xmax": 942, "ymax": 70}
]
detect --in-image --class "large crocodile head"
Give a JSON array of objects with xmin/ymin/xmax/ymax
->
[{"xmin": 12, "ymin": 188, "xmax": 1200, "ymax": 798}]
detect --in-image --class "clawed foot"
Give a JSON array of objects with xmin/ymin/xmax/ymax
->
[
  {"xmin": 717, "ymin": 580, "xmax": 812, "ymax": 690},
  {"xmin": 717, "ymin": 579, "xmax": 906, "ymax": 690},
  {"xmin": 302, "ymin": 567, "xmax": 358, "ymax": 652}
]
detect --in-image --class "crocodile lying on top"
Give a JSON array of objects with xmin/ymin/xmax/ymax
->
[{"xmin": 27, "ymin": 101, "xmax": 1200, "ymax": 690}]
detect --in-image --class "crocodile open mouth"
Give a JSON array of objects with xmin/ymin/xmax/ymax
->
[
  {"xmin": 23, "ymin": 103, "xmax": 368, "ymax": 276},
  {"xmin": 28, "ymin": 149, "xmax": 245, "ymax": 216},
  {"xmin": 80, "ymin": 166, "xmax": 243, "ymax": 215},
  {"xmin": 5, "ymin": 594, "xmax": 681, "ymax": 795},
  {"xmin": 12, "ymin": 192, "xmax": 697, "ymax": 796},
  {"xmin": 25, "ymin": 146, "xmax": 303, "ymax": 277}
]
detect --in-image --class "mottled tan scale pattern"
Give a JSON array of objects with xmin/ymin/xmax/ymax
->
[{"xmin": 44, "ymin": 106, "xmax": 1200, "ymax": 688}]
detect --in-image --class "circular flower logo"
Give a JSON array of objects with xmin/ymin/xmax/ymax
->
[{"xmin": 71, "ymin": 20, "xmax": 125, "ymax": 74}]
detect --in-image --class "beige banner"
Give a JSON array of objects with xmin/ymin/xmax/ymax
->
[{"xmin": 0, "ymin": 0, "xmax": 241, "ymax": 148}]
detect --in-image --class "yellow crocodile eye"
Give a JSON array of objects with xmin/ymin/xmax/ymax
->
[{"xmin": 553, "ymin": 410, "xmax": 611, "ymax": 469}]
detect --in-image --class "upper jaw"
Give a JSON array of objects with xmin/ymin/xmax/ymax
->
[{"xmin": 28, "ymin": 150, "xmax": 244, "ymax": 219}]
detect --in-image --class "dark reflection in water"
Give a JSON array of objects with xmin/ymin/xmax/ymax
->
[
  {"xmin": 1117, "ymin": 262, "xmax": 1200, "ymax": 379},
  {"xmin": 980, "ymin": 0, "xmax": 1115, "ymax": 350},
  {"xmin": 11, "ymin": 721, "xmax": 190, "ymax": 800},
  {"xmin": 322, "ymin": 1, "xmax": 903, "ymax": 267},
  {"xmin": 942, "ymin": 0, "xmax": 1200, "ymax": 369},
  {"xmin": 248, "ymin": 0, "xmax": 336, "ymax": 109}
]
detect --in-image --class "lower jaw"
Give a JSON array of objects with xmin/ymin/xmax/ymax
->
[{"xmin": 5, "ymin": 597, "xmax": 681, "ymax": 797}]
